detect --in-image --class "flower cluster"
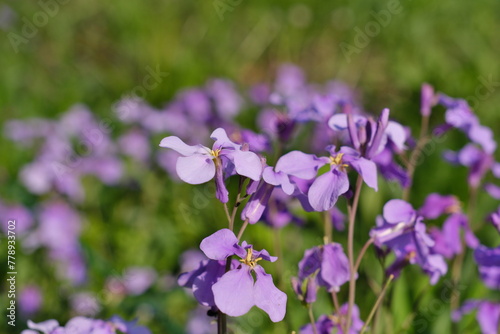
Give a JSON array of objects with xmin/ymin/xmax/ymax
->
[{"xmin": 5, "ymin": 64, "xmax": 500, "ymax": 333}]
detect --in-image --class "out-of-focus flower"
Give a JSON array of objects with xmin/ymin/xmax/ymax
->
[
  {"xmin": 70, "ymin": 293, "xmax": 101, "ymax": 316},
  {"xmin": 453, "ymin": 300, "xmax": 500, "ymax": 334},
  {"xmin": 21, "ymin": 316, "xmax": 150, "ymax": 334},
  {"xmin": 474, "ymin": 245, "xmax": 500, "ymax": 290},
  {"xmin": 488, "ymin": 206, "xmax": 500, "ymax": 233},
  {"xmin": 420, "ymin": 83, "xmax": 436, "ymax": 117},
  {"xmin": 300, "ymin": 304, "xmax": 364, "ymax": 334},
  {"xmin": 19, "ymin": 286, "xmax": 42, "ymax": 316},
  {"xmin": 443, "ymin": 144, "xmax": 497, "ymax": 189},
  {"xmin": 294, "ymin": 243, "xmax": 350, "ymax": 299},
  {"xmin": 118, "ymin": 129, "xmax": 151, "ymax": 164},
  {"xmin": 438, "ymin": 93, "xmax": 497, "ymax": 154},
  {"xmin": 25, "ymin": 201, "xmax": 86, "ymax": 285},
  {"xmin": 186, "ymin": 306, "xmax": 217, "ymax": 334},
  {"xmin": 0, "ymin": 202, "xmax": 34, "ymax": 235},
  {"xmin": 370, "ymin": 200, "xmax": 447, "ymax": 284},
  {"xmin": 123, "ymin": 267, "xmax": 157, "ymax": 295}
]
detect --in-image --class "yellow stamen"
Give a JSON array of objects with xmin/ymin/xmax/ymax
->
[
  {"xmin": 210, "ymin": 148, "xmax": 222, "ymax": 158},
  {"xmin": 329, "ymin": 153, "xmax": 349, "ymax": 171},
  {"xmin": 239, "ymin": 248, "xmax": 263, "ymax": 268}
]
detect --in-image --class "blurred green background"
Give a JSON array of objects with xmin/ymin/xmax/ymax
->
[{"xmin": 1, "ymin": 0, "xmax": 500, "ymax": 333}]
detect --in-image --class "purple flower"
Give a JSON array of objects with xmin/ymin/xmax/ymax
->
[
  {"xmin": 439, "ymin": 93, "xmax": 497, "ymax": 154},
  {"xmin": 199, "ymin": 229, "xmax": 287, "ymax": 322},
  {"xmin": 296, "ymin": 243, "xmax": 351, "ymax": 296},
  {"xmin": 488, "ymin": 206, "xmax": 500, "ymax": 233},
  {"xmin": 453, "ymin": 300, "xmax": 500, "ymax": 334},
  {"xmin": 186, "ymin": 306, "xmax": 217, "ymax": 334},
  {"xmin": 312, "ymin": 146, "xmax": 378, "ymax": 211},
  {"xmin": 206, "ymin": 79, "xmax": 243, "ymax": 120},
  {"xmin": 474, "ymin": 245, "xmax": 500, "ymax": 290},
  {"xmin": 178, "ymin": 259, "xmax": 230, "ymax": 308},
  {"xmin": 26, "ymin": 201, "xmax": 87, "ymax": 285},
  {"xmin": 123, "ymin": 267, "xmax": 157, "ymax": 295},
  {"xmin": 22, "ymin": 316, "xmax": 150, "ymax": 334},
  {"xmin": 443, "ymin": 143, "xmax": 496, "ymax": 188},
  {"xmin": 328, "ymin": 108, "xmax": 404, "ymax": 157},
  {"xmin": 429, "ymin": 213, "xmax": 478, "ymax": 259},
  {"xmin": 118, "ymin": 129, "xmax": 151, "ymax": 163},
  {"xmin": 241, "ymin": 162, "xmax": 299, "ymax": 224},
  {"xmin": 370, "ymin": 200, "xmax": 447, "ymax": 284},
  {"xmin": 159, "ymin": 128, "xmax": 262, "ymax": 203},
  {"xmin": 300, "ymin": 304, "xmax": 364, "ymax": 334},
  {"xmin": 418, "ymin": 193, "xmax": 461, "ymax": 219},
  {"xmin": 19, "ymin": 285, "xmax": 42, "ymax": 316},
  {"xmin": 420, "ymin": 83, "xmax": 436, "ymax": 117},
  {"xmin": 70, "ymin": 293, "xmax": 100, "ymax": 316},
  {"xmin": 0, "ymin": 203, "xmax": 34, "ymax": 235},
  {"xmin": 109, "ymin": 316, "xmax": 152, "ymax": 334}
]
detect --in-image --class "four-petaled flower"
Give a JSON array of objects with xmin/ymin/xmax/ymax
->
[
  {"xmin": 199, "ymin": 229, "xmax": 287, "ymax": 322},
  {"xmin": 160, "ymin": 128, "xmax": 262, "ymax": 202}
]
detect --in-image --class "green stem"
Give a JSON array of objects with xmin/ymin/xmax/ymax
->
[
  {"xmin": 307, "ymin": 305, "xmax": 318, "ymax": 334},
  {"xmin": 323, "ymin": 210, "xmax": 332, "ymax": 244},
  {"xmin": 402, "ymin": 115, "xmax": 429, "ymax": 201},
  {"xmin": 360, "ymin": 275, "xmax": 395, "ymax": 334},
  {"xmin": 346, "ymin": 176, "xmax": 364, "ymax": 332}
]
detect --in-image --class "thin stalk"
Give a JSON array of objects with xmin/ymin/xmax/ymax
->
[
  {"xmin": 307, "ymin": 305, "xmax": 319, "ymax": 334},
  {"xmin": 223, "ymin": 202, "xmax": 233, "ymax": 230},
  {"xmin": 230, "ymin": 177, "xmax": 246, "ymax": 225},
  {"xmin": 331, "ymin": 290, "xmax": 340, "ymax": 315},
  {"xmin": 346, "ymin": 176, "xmax": 364, "ymax": 331},
  {"xmin": 237, "ymin": 219, "xmax": 249, "ymax": 241},
  {"xmin": 360, "ymin": 275, "xmax": 395, "ymax": 334},
  {"xmin": 402, "ymin": 115, "xmax": 429, "ymax": 201},
  {"xmin": 323, "ymin": 211, "xmax": 332, "ymax": 244},
  {"xmin": 217, "ymin": 311, "xmax": 227, "ymax": 334},
  {"xmin": 354, "ymin": 238, "xmax": 374, "ymax": 273},
  {"xmin": 451, "ymin": 185, "xmax": 478, "ymax": 332}
]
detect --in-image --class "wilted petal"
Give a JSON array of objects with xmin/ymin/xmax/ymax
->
[
  {"xmin": 253, "ymin": 266, "xmax": 287, "ymax": 322},
  {"xmin": 176, "ymin": 155, "xmax": 216, "ymax": 184},
  {"xmin": 215, "ymin": 164, "xmax": 229, "ymax": 203},
  {"xmin": 200, "ymin": 229, "xmax": 239, "ymax": 260},
  {"xmin": 276, "ymin": 151, "xmax": 326, "ymax": 179},
  {"xmin": 298, "ymin": 248, "xmax": 322, "ymax": 280},
  {"xmin": 212, "ymin": 267, "xmax": 255, "ymax": 317},
  {"xmin": 308, "ymin": 169, "xmax": 349, "ymax": 211},
  {"xmin": 383, "ymin": 199, "xmax": 415, "ymax": 224},
  {"xmin": 159, "ymin": 136, "xmax": 208, "ymax": 156}
]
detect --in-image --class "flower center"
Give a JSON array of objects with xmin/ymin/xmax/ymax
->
[
  {"xmin": 210, "ymin": 148, "xmax": 222, "ymax": 158},
  {"xmin": 239, "ymin": 248, "xmax": 263, "ymax": 268},
  {"xmin": 329, "ymin": 153, "xmax": 349, "ymax": 170}
]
